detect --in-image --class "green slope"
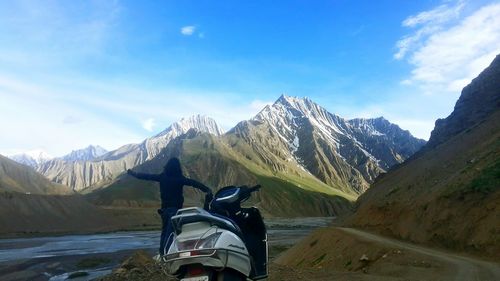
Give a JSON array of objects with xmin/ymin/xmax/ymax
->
[{"xmin": 89, "ymin": 132, "xmax": 354, "ymax": 217}]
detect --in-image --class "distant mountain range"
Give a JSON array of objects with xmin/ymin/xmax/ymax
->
[
  {"xmin": 347, "ymin": 54, "xmax": 500, "ymax": 258},
  {"xmin": 9, "ymin": 150, "xmax": 53, "ymax": 167},
  {"xmin": 77, "ymin": 96, "xmax": 422, "ymax": 217},
  {"xmin": 7, "ymin": 98, "xmax": 424, "ymax": 202},
  {"xmin": 8, "ymin": 145, "xmax": 108, "ymax": 167},
  {"xmin": 34, "ymin": 115, "xmax": 224, "ymax": 192},
  {"xmin": 61, "ymin": 145, "xmax": 108, "ymax": 162}
]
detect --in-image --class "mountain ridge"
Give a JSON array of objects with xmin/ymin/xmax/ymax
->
[
  {"xmin": 37, "ymin": 115, "xmax": 224, "ymax": 191},
  {"xmin": 253, "ymin": 94, "xmax": 425, "ymax": 193},
  {"xmin": 346, "ymin": 54, "xmax": 500, "ymax": 258}
]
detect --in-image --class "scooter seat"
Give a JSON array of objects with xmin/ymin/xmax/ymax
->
[{"xmin": 171, "ymin": 208, "xmax": 243, "ymax": 238}]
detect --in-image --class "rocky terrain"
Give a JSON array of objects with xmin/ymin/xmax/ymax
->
[
  {"xmin": 88, "ymin": 130, "xmax": 354, "ymax": 217},
  {"xmin": 347, "ymin": 54, "xmax": 500, "ymax": 258},
  {"xmin": 10, "ymin": 97, "xmax": 423, "ymax": 198},
  {"xmin": 255, "ymin": 96, "xmax": 425, "ymax": 193},
  {"xmin": 276, "ymin": 227, "xmax": 500, "ymax": 280},
  {"xmin": 99, "ymin": 226, "xmax": 500, "ymax": 281},
  {"xmin": 85, "ymin": 96, "xmax": 424, "ymax": 217}
]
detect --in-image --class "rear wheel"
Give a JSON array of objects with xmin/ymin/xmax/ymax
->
[{"xmin": 215, "ymin": 269, "xmax": 245, "ymax": 281}]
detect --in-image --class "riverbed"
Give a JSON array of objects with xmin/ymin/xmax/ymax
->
[{"xmin": 0, "ymin": 217, "xmax": 332, "ymax": 281}]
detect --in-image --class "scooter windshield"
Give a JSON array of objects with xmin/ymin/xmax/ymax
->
[{"xmin": 215, "ymin": 187, "xmax": 240, "ymax": 202}]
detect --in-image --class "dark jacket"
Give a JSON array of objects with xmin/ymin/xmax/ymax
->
[{"xmin": 129, "ymin": 171, "xmax": 211, "ymax": 209}]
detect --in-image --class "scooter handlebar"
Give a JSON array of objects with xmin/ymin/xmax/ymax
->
[{"xmin": 249, "ymin": 184, "xmax": 261, "ymax": 192}]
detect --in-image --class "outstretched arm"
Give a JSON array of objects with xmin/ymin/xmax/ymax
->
[
  {"xmin": 184, "ymin": 178, "xmax": 212, "ymax": 194},
  {"xmin": 184, "ymin": 178, "xmax": 213, "ymax": 210},
  {"xmin": 127, "ymin": 169, "xmax": 160, "ymax": 182}
]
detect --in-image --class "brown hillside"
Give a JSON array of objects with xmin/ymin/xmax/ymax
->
[
  {"xmin": 347, "ymin": 55, "xmax": 500, "ymax": 258},
  {"xmin": 0, "ymin": 192, "xmax": 118, "ymax": 236},
  {"xmin": 0, "ymin": 154, "xmax": 71, "ymax": 195}
]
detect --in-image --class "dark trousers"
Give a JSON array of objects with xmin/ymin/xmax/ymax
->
[{"xmin": 159, "ymin": 207, "xmax": 178, "ymax": 255}]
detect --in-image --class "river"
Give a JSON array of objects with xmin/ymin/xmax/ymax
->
[{"xmin": 0, "ymin": 217, "xmax": 332, "ymax": 281}]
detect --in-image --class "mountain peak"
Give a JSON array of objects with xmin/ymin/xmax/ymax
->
[
  {"xmin": 427, "ymin": 53, "xmax": 500, "ymax": 148},
  {"xmin": 275, "ymin": 94, "xmax": 313, "ymax": 107},
  {"xmin": 256, "ymin": 95, "xmax": 339, "ymax": 125},
  {"xmin": 8, "ymin": 150, "xmax": 53, "ymax": 168},
  {"xmin": 158, "ymin": 115, "xmax": 224, "ymax": 138},
  {"xmin": 61, "ymin": 145, "xmax": 108, "ymax": 162},
  {"xmin": 142, "ymin": 115, "xmax": 224, "ymax": 160}
]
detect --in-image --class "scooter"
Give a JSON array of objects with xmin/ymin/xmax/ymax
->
[{"xmin": 163, "ymin": 185, "xmax": 268, "ymax": 281}]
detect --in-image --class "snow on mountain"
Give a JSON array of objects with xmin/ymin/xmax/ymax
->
[
  {"xmin": 61, "ymin": 145, "xmax": 108, "ymax": 162},
  {"xmin": 254, "ymin": 95, "xmax": 348, "ymax": 152},
  {"xmin": 255, "ymin": 95, "xmax": 425, "ymax": 166},
  {"xmin": 9, "ymin": 150, "xmax": 53, "ymax": 168},
  {"xmin": 143, "ymin": 115, "xmax": 224, "ymax": 159},
  {"xmin": 37, "ymin": 115, "xmax": 224, "ymax": 191},
  {"xmin": 253, "ymin": 95, "xmax": 426, "ymax": 192}
]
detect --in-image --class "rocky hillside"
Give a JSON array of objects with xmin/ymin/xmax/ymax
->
[
  {"xmin": 426, "ymin": 55, "xmax": 500, "ymax": 149},
  {"xmin": 88, "ymin": 129, "xmax": 354, "ymax": 217},
  {"xmin": 254, "ymin": 95, "xmax": 425, "ymax": 193},
  {"xmin": 347, "ymin": 54, "xmax": 500, "ymax": 258},
  {"xmin": 0, "ymin": 155, "xmax": 71, "ymax": 195},
  {"xmin": 87, "ymin": 96, "xmax": 424, "ymax": 217},
  {"xmin": 30, "ymin": 97, "xmax": 423, "ymax": 198},
  {"xmin": 37, "ymin": 115, "xmax": 224, "ymax": 191}
]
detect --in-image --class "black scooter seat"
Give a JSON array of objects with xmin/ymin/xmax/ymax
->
[{"xmin": 171, "ymin": 208, "xmax": 243, "ymax": 239}]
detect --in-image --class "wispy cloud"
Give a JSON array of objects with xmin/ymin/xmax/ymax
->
[
  {"xmin": 0, "ymin": 73, "xmax": 273, "ymax": 155},
  {"xmin": 0, "ymin": 1, "xmax": 121, "ymax": 63},
  {"xmin": 402, "ymin": 0, "xmax": 465, "ymax": 28},
  {"xmin": 395, "ymin": 0, "xmax": 465, "ymax": 60},
  {"xmin": 142, "ymin": 118, "xmax": 156, "ymax": 132},
  {"xmin": 181, "ymin": 25, "xmax": 196, "ymax": 36},
  {"xmin": 395, "ymin": 1, "xmax": 500, "ymax": 93}
]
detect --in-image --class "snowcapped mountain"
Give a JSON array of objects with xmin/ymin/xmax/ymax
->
[
  {"xmin": 61, "ymin": 145, "xmax": 108, "ymax": 162},
  {"xmin": 9, "ymin": 150, "xmax": 53, "ymax": 168},
  {"xmin": 142, "ymin": 115, "xmax": 224, "ymax": 160},
  {"xmin": 253, "ymin": 95, "xmax": 426, "ymax": 193},
  {"xmin": 37, "ymin": 115, "xmax": 224, "ymax": 191}
]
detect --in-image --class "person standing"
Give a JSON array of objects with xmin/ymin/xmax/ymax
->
[{"xmin": 127, "ymin": 157, "xmax": 213, "ymax": 256}]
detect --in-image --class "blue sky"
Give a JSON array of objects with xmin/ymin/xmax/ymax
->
[{"xmin": 1, "ymin": 0, "xmax": 499, "ymax": 156}]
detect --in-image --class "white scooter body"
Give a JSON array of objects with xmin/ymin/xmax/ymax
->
[
  {"xmin": 164, "ymin": 185, "xmax": 268, "ymax": 281},
  {"xmin": 164, "ymin": 207, "xmax": 252, "ymax": 277}
]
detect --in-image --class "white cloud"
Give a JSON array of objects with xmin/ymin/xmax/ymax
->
[
  {"xmin": 396, "ymin": 1, "xmax": 500, "ymax": 94},
  {"xmin": 402, "ymin": 0, "xmax": 465, "ymax": 28},
  {"xmin": 181, "ymin": 25, "xmax": 196, "ymax": 36},
  {"xmin": 0, "ymin": 73, "xmax": 273, "ymax": 155},
  {"xmin": 142, "ymin": 118, "xmax": 156, "ymax": 132}
]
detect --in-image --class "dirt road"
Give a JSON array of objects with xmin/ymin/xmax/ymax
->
[{"xmin": 340, "ymin": 227, "xmax": 500, "ymax": 281}]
